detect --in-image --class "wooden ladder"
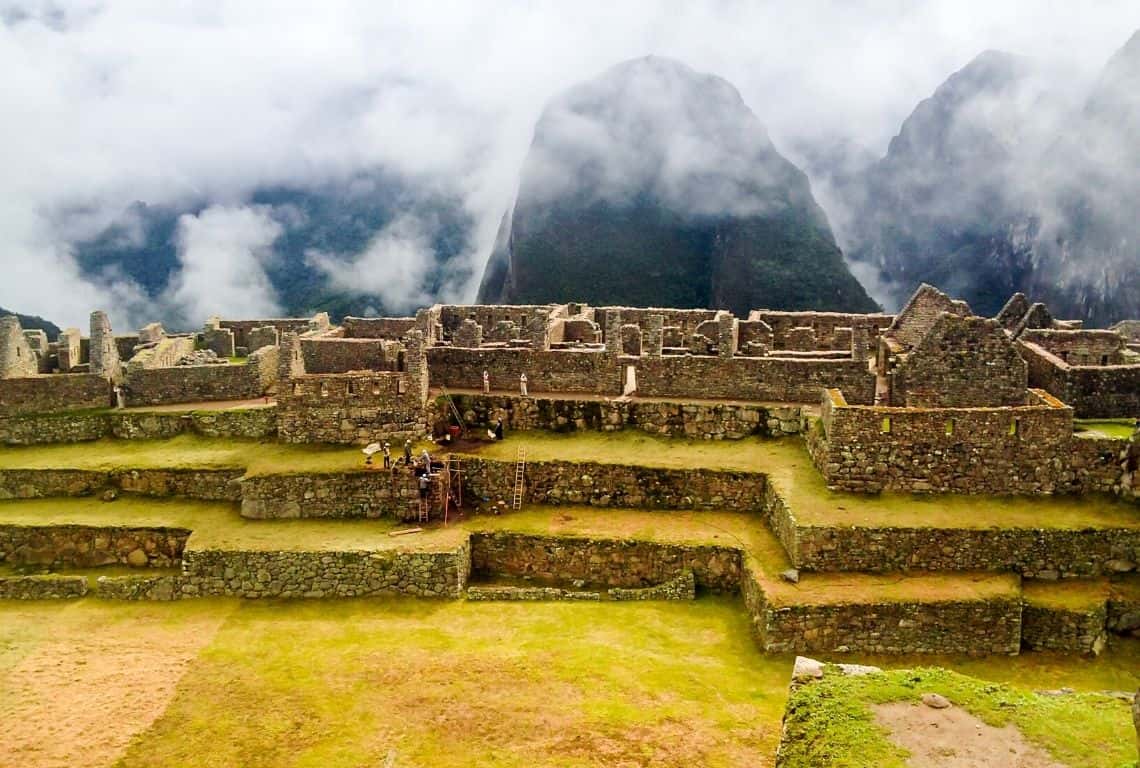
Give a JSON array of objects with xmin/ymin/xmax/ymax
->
[
  {"xmin": 445, "ymin": 455, "xmax": 463, "ymax": 524},
  {"xmin": 419, "ymin": 475, "xmax": 436, "ymax": 523},
  {"xmin": 511, "ymin": 447, "xmax": 526, "ymax": 510}
]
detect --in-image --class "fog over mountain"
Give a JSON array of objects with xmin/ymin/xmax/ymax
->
[
  {"xmin": 830, "ymin": 32, "xmax": 1140, "ymax": 324},
  {"xmin": 1, "ymin": 2, "xmax": 1137, "ymax": 329},
  {"xmin": 478, "ymin": 57, "xmax": 876, "ymax": 314}
]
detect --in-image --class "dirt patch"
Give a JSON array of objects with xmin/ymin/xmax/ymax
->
[
  {"xmin": 0, "ymin": 610, "xmax": 227, "ymax": 768},
  {"xmin": 872, "ymin": 702, "xmax": 1067, "ymax": 768}
]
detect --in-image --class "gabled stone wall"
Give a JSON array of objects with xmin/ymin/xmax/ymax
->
[
  {"xmin": 887, "ymin": 283, "xmax": 971, "ymax": 349},
  {"xmin": 892, "ymin": 314, "xmax": 1027, "ymax": 407}
]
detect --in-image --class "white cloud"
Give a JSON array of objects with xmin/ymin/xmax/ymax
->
[
  {"xmin": 305, "ymin": 214, "xmax": 434, "ymax": 314},
  {"xmin": 164, "ymin": 205, "xmax": 282, "ymax": 325},
  {"xmin": 0, "ymin": 0, "xmax": 1135, "ymax": 325}
]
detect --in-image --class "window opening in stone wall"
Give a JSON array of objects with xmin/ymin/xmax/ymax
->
[
  {"xmin": 397, "ymin": 379, "xmax": 406, "ymax": 395},
  {"xmin": 320, "ymin": 381, "xmax": 328, "ymax": 398},
  {"xmin": 292, "ymin": 382, "xmax": 300, "ymax": 395},
  {"xmin": 880, "ymin": 416, "xmax": 891, "ymax": 433},
  {"xmin": 1010, "ymin": 418, "xmax": 1019, "ymax": 436},
  {"xmin": 945, "ymin": 419, "xmax": 954, "ymax": 436},
  {"xmin": 348, "ymin": 381, "xmax": 356, "ymax": 396},
  {"xmin": 372, "ymin": 381, "xmax": 380, "ymax": 395},
  {"xmin": 1100, "ymin": 355, "xmax": 1109, "ymax": 366}
]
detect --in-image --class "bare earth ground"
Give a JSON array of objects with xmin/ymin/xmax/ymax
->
[
  {"xmin": 0, "ymin": 604, "xmax": 230, "ymax": 768},
  {"xmin": 872, "ymin": 703, "xmax": 1067, "ymax": 768}
]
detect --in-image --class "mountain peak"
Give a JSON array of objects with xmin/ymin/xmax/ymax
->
[{"xmin": 478, "ymin": 59, "xmax": 877, "ymax": 314}]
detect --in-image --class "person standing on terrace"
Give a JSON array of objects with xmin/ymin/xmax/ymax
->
[
  {"xmin": 483, "ymin": 369, "xmax": 490, "ymax": 394},
  {"xmin": 519, "ymin": 372, "xmax": 528, "ymax": 397}
]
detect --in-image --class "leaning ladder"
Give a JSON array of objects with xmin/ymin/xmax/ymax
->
[{"xmin": 511, "ymin": 447, "xmax": 526, "ymax": 511}]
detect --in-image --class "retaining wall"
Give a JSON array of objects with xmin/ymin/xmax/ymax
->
[
  {"xmin": 0, "ymin": 525, "xmax": 188, "ymax": 568},
  {"xmin": 785, "ymin": 522, "xmax": 1140, "ymax": 578},
  {"xmin": 469, "ymin": 532, "xmax": 741, "ymax": 592},
  {"xmin": 1020, "ymin": 601, "xmax": 1108, "ymax": 654},
  {"xmin": 178, "ymin": 542, "xmax": 469, "ymax": 599},
  {"xmin": 0, "ymin": 574, "xmax": 88, "ymax": 599},
  {"xmin": 0, "ymin": 406, "xmax": 277, "ymax": 444},
  {"xmin": 0, "ymin": 468, "xmax": 243, "ymax": 501},
  {"xmin": 462, "ymin": 458, "xmax": 768, "ymax": 510},
  {"xmin": 757, "ymin": 597, "xmax": 1023, "ymax": 655},
  {"xmin": 239, "ymin": 470, "xmax": 421, "ymax": 520}
]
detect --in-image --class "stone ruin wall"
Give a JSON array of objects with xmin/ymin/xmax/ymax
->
[
  {"xmin": 748, "ymin": 310, "xmax": 893, "ymax": 351},
  {"xmin": 438, "ymin": 304, "xmax": 562, "ymax": 339},
  {"xmin": 807, "ymin": 388, "xmax": 1080, "ymax": 494},
  {"xmin": 1021, "ymin": 340, "xmax": 1140, "ymax": 419},
  {"xmin": 0, "ymin": 373, "xmax": 110, "ymax": 417},
  {"xmin": 439, "ymin": 392, "xmax": 803, "ymax": 440},
  {"xmin": 0, "ymin": 524, "xmax": 188, "ymax": 569},
  {"xmin": 1021, "ymin": 329, "xmax": 1129, "ymax": 365},
  {"xmin": 0, "ymin": 316, "xmax": 40, "ymax": 379},
  {"xmin": 218, "ymin": 314, "xmax": 330, "ymax": 350},
  {"xmin": 275, "ymin": 330, "xmax": 428, "ymax": 444},
  {"xmin": 341, "ymin": 317, "xmax": 417, "ymax": 339},
  {"xmin": 301, "ymin": 337, "xmax": 403, "ymax": 374},
  {"xmin": 886, "ymin": 283, "xmax": 971, "ymax": 349},
  {"xmin": 127, "ymin": 335, "xmax": 195, "ymax": 370},
  {"xmin": 890, "ymin": 314, "xmax": 1028, "ymax": 408},
  {"xmin": 122, "ymin": 345, "xmax": 279, "ymax": 407},
  {"xmin": 427, "ymin": 346, "xmax": 622, "ymax": 395},
  {"xmin": 469, "ymin": 532, "xmax": 741, "ymax": 592},
  {"xmin": 276, "ymin": 371, "xmax": 426, "ymax": 444},
  {"xmin": 631, "ymin": 355, "xmax": 877, "ymax": 404}
]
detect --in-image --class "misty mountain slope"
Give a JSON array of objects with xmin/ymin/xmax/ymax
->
[
  {"xmin": 840, "ymin": 35, "xmax": 1140, "ymax": 324},
  {"xmin": 69, "ymin": 172, "xmax": 474, "ymax": 328},
  {"xmin": 478, "ymin": 56, "xmax": 878, "ymax": 314},
  {"xmin": 1025, "ymin": 30, "xmax": 1140, "ymax": 323},
  {"xmin": 840, "ymin": 50, "xmax": 1044, "ymax": 315},
  {"xmin": 0, "ymin": 307, "xmax": 61, "ymax": 341}
]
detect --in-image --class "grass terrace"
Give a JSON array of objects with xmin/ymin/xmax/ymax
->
[
  {"xmin": 1074, "ymin": 418, "xmax": 1137, "ymax": 440},
  {"xmin": 0, "ymin": 497, "xmax": 466, "ymax": 553},
  {"xmin": 1, "ymin": 598, "xmax": 1137, "ymax": 768},
  {"xmin": 462, "ymin": 430, "xmax": 1140, "ymax": 531}
]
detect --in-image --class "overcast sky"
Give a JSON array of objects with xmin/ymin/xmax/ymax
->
[{"xmin": 1, "ymin": 0, "xmax": 1137, "ymax": 328}]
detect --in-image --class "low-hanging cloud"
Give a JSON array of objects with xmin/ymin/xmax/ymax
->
[
  {"xmin": 0, "ymin": 1, "xmax": 1137, "ymax": 328},
  {"xmin": 163, "ymin": 205, "xmax": 283, "ymax": 325},
  {"xmin": 305, "ymin": 214, "xmax": 436, "ymax": 314}
]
